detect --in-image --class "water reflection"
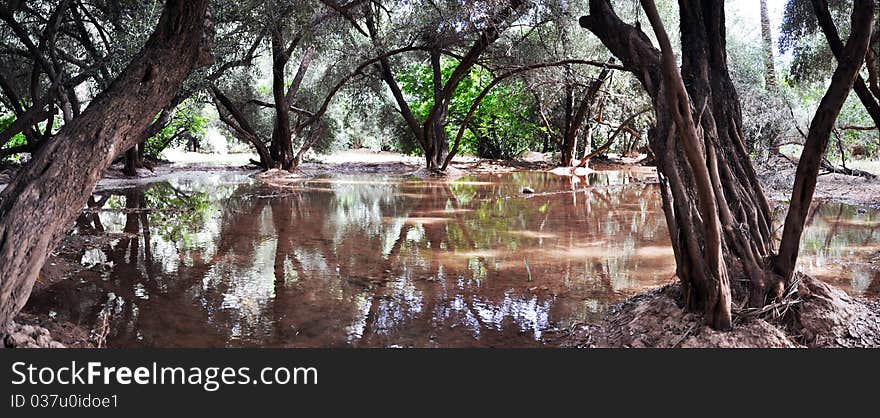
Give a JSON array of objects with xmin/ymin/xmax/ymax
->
[
  {"xmin": 794, "ymin": 202, "xmax": 880, "ymax": 298},
  {"xmin": 24, "ymin": 170, "xmax": 879, "ymax": 347}
]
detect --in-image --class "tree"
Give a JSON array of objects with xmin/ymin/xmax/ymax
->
[
  {"xmin": 210, "ymin": 0, "xmax": 352, "ymax": 171},
  {"xmin": 760, "ymin": 0, "xmax": 778, "ymax": 92},
  {"xmin": 0, "ymin": 0, "xmax": 137, "ymax": 159},
  {"xmin": 775, "ymin": 0, "xmax": 876, "ymax": 282},
  {"xmin": 345, "ymin": 0, "xmax": 529, "ymax": 171},
  {"xmin": 122, "ymin": 1, "xmax": 278, "ymax": 175},
  {"xmin": 781, "ymin": 0, "xmax": 880, "ymax": 133},
  {"xmin": 397, "ymin": 58, "xmax": 542, "ymax": 160},
  {"xmin": 559, "ymin": 62, "xmax": 614, "ymax": 166},
  {"xmin": 579, "ymin": 0, "xmax": 873, "ymax": 329},
  {"xmin": 0, "ymin": 0, "xmax": 211, "ymax": 337}
]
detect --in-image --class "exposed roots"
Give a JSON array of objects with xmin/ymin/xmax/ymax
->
[
  {"xmin": 559, "ymin": 275, "xmax": 880, "ymax": 348},
  {"xmin": 733, "ymin": 273, "xmax": 799, "ymax": 323}
]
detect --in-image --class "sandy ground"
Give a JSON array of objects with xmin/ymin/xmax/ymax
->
[
  {"xmin": 758, "ymin": 153, "xmax": 880, "ymax": 208},
  {"xmin": 557, "ymin": 275, "xmax": 880, "ymax": 348},
  {"xmin": 250, "ymin": 149, "xmax": 559, "ymax": 187}
]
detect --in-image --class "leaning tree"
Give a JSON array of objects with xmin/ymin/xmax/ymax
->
[
  {"xmin": 0, "ymin": 0, "xmax": 211, "ymax": 337},
  {"xmin": 579, "ymin": 0, "xmax": 873, "ymax": 329}
]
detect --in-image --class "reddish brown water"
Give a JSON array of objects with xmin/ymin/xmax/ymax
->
[{"xmin": 23, "ymin": 170, "xmax": 880, "ymax": 347}]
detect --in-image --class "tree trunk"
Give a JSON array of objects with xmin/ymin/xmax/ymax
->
[
  {"xmin": 561, "ymin": 82, "xmax": 575, "ymax": 165},
  {"xmin": 123, "ymin": 96, "xmax": 186, "ymax": 176},
  {"xmin": 582, "ymin": 0, "xmax": 778, "ymax": 329},
  {"xmin": 123, "ymin": 146, "xmax": 142, "ymax": 176},
  {"xmin": 424, "ymin": 48, "xmax": 450, "ymax": 171},
  {"xmin": 581, "ymin": 0, "xmax": 873, "ymax": 330},
  {"xmin": 210, "ymin": 85, "xmax": 274, "ymax": 170},
  {"xmin": 270, "ymin": 30, "xmax": 294, "ymax": 170},
  {"xmin": 775, "ymin": 0, "xmax": 875, "ymax": 280},
  {"xmin": 759, "ymin": 0, "xmax": 778, "ymax": 92},
  {"xmin": 0, "ymin": 0, "xmax": 210, "ymax": 336}
]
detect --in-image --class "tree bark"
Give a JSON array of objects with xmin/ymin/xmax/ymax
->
[
  {"xmin": 581, "ymin": 0, "xmax": 779, "ymax": 329},
  {"xmin": 759, "ymin": 0, "xmax": 778, "ymax": 92},
  {"xmin": 0, "ymin": 0, "xmax": 210, "ymax": 335},
  {"xmin": 270, "ymin": 29, "xmax": 295, "ymax": 170},
  {"xmin": 581, "ymin": 0, "xmax": 873, "ymax": 330}
]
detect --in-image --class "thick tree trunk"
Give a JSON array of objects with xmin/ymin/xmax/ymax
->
[
  {"xmin": 581, "ymin": 0, "xmax": 873, "ymax": 330},
  {"xmin": 0, "ymin": 0, "xmax": 210, "ymax": 336},
  {"xmin": 123, "ymin": 146, "xmax": 142, "ymax": 176},
  {"xmin": 581, "ymin": 0, "xmax": 778, "ymax": 329}
]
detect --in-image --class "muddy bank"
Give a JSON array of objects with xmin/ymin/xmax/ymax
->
[
  {"xmin": 4, "ymin": 313, "xmax": 92, "ymax": 348},
  {"xmin": 1, "ymin": 159, "xmax": 257, "ymax": 194},
  {"xmin": 758, "ymin": 153, "xmax": 880, "ymax": 208},
  {"xmin": 559, "ymin": 275, "xmax": 880, "ymax": 348},
  {"xmin": 251, "ymin": 150, "xmax": 557, "ymax": 186}
]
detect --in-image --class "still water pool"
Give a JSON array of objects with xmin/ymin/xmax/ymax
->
[{"xmin": 24, "ymin": 170, "xmax": 880, "ymax": 347}]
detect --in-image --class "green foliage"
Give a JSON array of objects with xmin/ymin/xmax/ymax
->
[
  {"xmin": 779, "ymin": 0, "xmax": 852, "ymax": 83},
  {"xmin": 144, "ymin": 106, "xmax": 209, "ymax": 158},
  {"xmin": 0, "ymin": 114, "xmax": 27, "ymax": 163},
  {"xmin": 143, "ymin": 184, "xmax": 213, "ymax": 244},
  {"xmin": 398, "ymin": 58, "xmax": 542, "ymax": 159}
]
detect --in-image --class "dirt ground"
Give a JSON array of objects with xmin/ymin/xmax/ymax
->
[
  {"xmin": 251, "ymin": 149, "xmax": 558, "ymax": 187},
  {"xmin": 556, "ymin": 275, "xmax": 880, "ymax": 348},
  {"xmin": 4, "ymin": 313, "xmax": 93, "ymax": 348},
  {"xmin": 758, "ymin": 152, "xmax": 880, "ymax": 208}
]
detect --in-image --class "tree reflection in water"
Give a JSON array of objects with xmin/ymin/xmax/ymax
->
[{"xmin": 24, "ymin": 170, "xmax": 880, "ymax": 347}]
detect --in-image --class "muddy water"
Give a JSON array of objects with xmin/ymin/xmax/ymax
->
[
  {"xmin": 23, "ymin": 170, "xmax": 880, "ymax": 347},
  {"xmin": 793, "ymin": 202, "xmax": 880, "ymax": 298}
]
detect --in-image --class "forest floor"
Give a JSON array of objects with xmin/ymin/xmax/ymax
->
[
  {"xmin": 757, "ymin": 152, "xmax": 880, "ymax": 208},
  {"xmin": 251, "ymin": 149, "xmax": 558, "ymax": 188},
  {"xmin": 558, "ymin": 275, "xmax": 880, "ymax": 348}
]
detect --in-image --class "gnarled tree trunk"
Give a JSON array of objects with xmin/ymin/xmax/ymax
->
[
  {"xmin": 581, "ymin": 0, "xmax": 774, "ymax": 329},
  {"xmin": 580, "ymin": 0, "xmax": 873, "ymax": 329},
  {"xmin": 0, "ymin": 0, "xmax": 211, "ymax": 337}
]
